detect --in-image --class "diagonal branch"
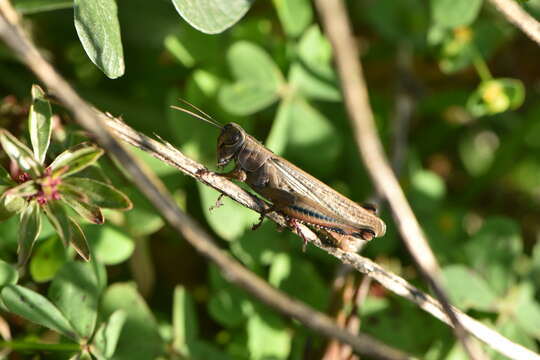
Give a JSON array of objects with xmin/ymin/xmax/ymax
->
[{"xmin": 0, "ymin": 3, "xmax": 406, "ymax": 360}]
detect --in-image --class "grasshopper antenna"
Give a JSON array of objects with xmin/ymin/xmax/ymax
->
[{"xmin": 170, "ymin": 99, "xmax": 223, "ymax": 129}]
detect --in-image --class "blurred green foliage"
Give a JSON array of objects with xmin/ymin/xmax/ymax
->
[{"xmin": 1, "ymin": 0, "xmax": 540, "ymax": 359}]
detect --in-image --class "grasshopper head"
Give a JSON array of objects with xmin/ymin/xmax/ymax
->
[{"xmin": 217, "ymin": 123, "xmax": 246, "ymax": 167}]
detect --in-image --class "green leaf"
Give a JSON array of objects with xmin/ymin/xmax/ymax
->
[
  {"xmin": 208, "ymin": 265, "xmax": 250, "ymax": 327},
  {"xmin": 0, "ymin": 165, "xmax": 14, "ymax": 186},
  {"xmin": 18, "ymin": 201, "xmax": 42, "ymax": 266},
  {"xmin": 28, "ymin": 84, "xmax": 52, "ymax": 165},
  {"xmin": 513, "ymin": 283, "xmax": 540, "ymax": 340},
  {"xmin": 62, "ymin": 177, "xmax": 132, "ymax": 210},
  {"xmin": 13, "ymin": 0, "xmax": 72, "ymax": 14},
  {"xmin": 0, "ymin": 260, "xmax": 18, "ymax": 287},
  {"xmin": 3, "ymin": 180, "xmax": 38, "ymax": 199},
  {"xmin": 266, "ymin": 96, "xmax": 341, "ymax": 175},
  {"xmin": 0, "ymin": 284, "xmax": 76, "ymax": 339},
  {"xmin": 171, "ymin": 0, "xmax": 255, "ymax": 34},
  {"xmin": 465, "ymin": 217, "xmax": 522, "ymax": 295},
  {"xmin": 467, "ymin": 78, "xmax": 525, "ymax": 117},
  {"xmin": 101, "ymin": 283, "xmax": 164, "ymax": 360},
  {"xmin": 288, "ymin": 63, "xmax": 340, "ymax": 102},
  {"xmin": 172, "ymin": 286, "xmax": 198, "ymax": 356},
  {"xmin": 48, "ymin": 261, "xmax": 100, "ymax": 339},
  {"xmin": 49, "ymin": 142, "xmax": 104, "ymax": 178},
  {"xmin": 0, "ymin": 129, "xmax": 42, "ymax": 178},
  {"xmin": 73, "ymin": 0, "xmax": 125, "ymax": 78},
  {"xmin": 269, "ymin": 253, "xmax": 329, "ymax": 310},
  {"xmin": 442, "ymin": 265, "xmax": 497, "ymax": 311},
  {"xmin": 62, "ymin": 192, "xmax": 104, "ymax": 225},
  {"xmin": 69, "ymin": 217, "xmax": 91, "ymax": 261},
  {"xmin": 198, "ymin": 183, "xmax": 258, "ymax": 241},
  {"xmin": 247, "ymin": 308, "xmax": 292, "ymax": 360},
  {"xmin": 272, "ymin": 0, "xmax": 312, "ymax": 37},
  {"xmin": 219, "ymin": 41, "xmax": 284, "ymax": 115},
  {"xmin": 43, "ymin": 200, "xmax": 71, "ymax": 247},
  {"xmin": 0, "ymin": 193, "xmax": 26, "ymax": 222},
  {"xmin": 29, "ymin": 235, "xmax": 67, "ymax": 283},
  {"xmin": 431, "ymin": 0, "xmax": 483, "ymax": 28},
  {"xmin": 91, "ymin": 310, "xmax": 127, "ymax": 359},
  {"xmin": 83, "ymin": 224, "xmax": 134, "ymax": 265}
]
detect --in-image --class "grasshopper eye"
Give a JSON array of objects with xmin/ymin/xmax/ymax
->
[{"xmin": 222, "ymin": 130, "xmax": 242, "ymax": 146}]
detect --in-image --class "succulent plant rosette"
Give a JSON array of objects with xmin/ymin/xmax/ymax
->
[{"xmin": 0, "ymin": 85, "xmax": 132, "ymax": 265}]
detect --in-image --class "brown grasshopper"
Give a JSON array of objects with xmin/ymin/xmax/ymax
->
[{"xmin": 171, "ymin": 103, "xmax": 386, "ymax": 252}]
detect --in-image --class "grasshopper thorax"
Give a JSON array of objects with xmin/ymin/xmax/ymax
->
[{"xmin": 217, "ymin": 123, "xmax": 246, "ymax": 167}]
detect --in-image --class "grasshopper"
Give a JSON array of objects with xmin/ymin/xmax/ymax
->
[{"xmin": 171, "ymin": 103, "xmax": 386, "ymax": 252}]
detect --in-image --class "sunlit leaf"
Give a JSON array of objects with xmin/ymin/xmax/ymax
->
[
  {"xmin": 1, "ymin": 284, "xmax": 76, "ymax": 339},
  {"xmin": 0, "ymin": 260, "xmax": 18, "ymax": 287},
  {"xmin": 219, "ymin": 41, "xmax": 284, "ymax": 115},
  {"xmin": 29, "ymin": 235, "xmax": 66, "ymax": 283},
  {"xmin": 29, "ymin": 84, "xmax": 52, "ymax": 164},
  {"xmin": 84, "ymin": 224, "xmax": 134, "ymax": 265},
  {"xmin": 0, "ymin": 166, "xmax": 14, "ymax": 186},
  {"xmin": 0, "ymin": 193, "xmax": 26, "ymax": 222},
  {"xmin": 442, "ymin": 265, "xmax": 497, "ymax": 311},
  {"xmin": 0, "ymin": 129, "xmax": 42, "ymax": 178},
  {"xmin": 49, "ymin": 261, "xmax": 99, "ymax": 339},
  {"xmin": 43, "ymin": 200, "xmax": 71, "ymax": 246},
  {"xmin": 431, "ymin": 0, "xmax": 483, "ymax": 28},
  {"xmin": 62, "ymin": 192, "xmax": 104, "ymax": 225},
  {"xmin": 272, "ymin": 0, "xmax": 312, "ymax": 37},
  {"xmin": 247, "ymin": 308, "xmax": 291, "ymax": 360},
  {"xmin": 49, "ymin": 142, "xmax": 104, "ymax": 178},
  {"xmin": 74, "ymin": 0, "xmax": 125, "ymax": 78},
  {"xmin": 17, "ymin": 201, "xmax": 41, "ymax": 266},
  {"xmin": 172, "ymin": 286, "xmax": 198, "ymax": 356},
  {"xmin": 91, "ymin": 310, "xmax": 127, "ymax": 359},
  {"xmin": 4, "ymin": 180, "xmax": 38, "ymax": 199},
  {"xmin": 62, "ymin": 177, "xmax": 132, "ymax": 210},
  {"xmin": 13, "ymin": 0, "xmax": 72, "ymax": 14},
  {"xmin": 171, "ymin": 0, "xmax": 255, "ymax": 34},
  {"xmin": 101, "ymin": 283, "xmax": 164, "ymax": 360},
  {"xmin": 69, "ymin": 218, "xmax": 91, "ymax": 261}
]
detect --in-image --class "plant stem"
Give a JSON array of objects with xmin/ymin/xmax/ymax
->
[{"xmin": 0, "ymin": 340, "xmax": 79, "ymax": 352}]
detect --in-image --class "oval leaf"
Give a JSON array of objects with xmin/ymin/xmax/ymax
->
[
  {"xmin": 171, "ymin": 0, "xmax": 255, "ymax": 34},
  {"xmin": 69, "ymin": 218, "xmax": 91, "ymax": 261},
  {"xmin": 18, "ymin": 201, "xmax": 42, "ymax": 266},
  {"xmin": 29, "ymin": 84, "xmax": 53, "ymax": 165},
  {"xmin": 73, "ymin": 0, "xmax": 125, "ymax": 78},
  {"xmin": 43, "ymin": 200, "xmax": 71, "ymax": 247},
  {"xmin": 0, "ymin": 194, "xmax": 26, "ymax": 222},
  {"xmin": 0, "ymin": 130, "xmax": 42, "ymax": 178},
  {"xmin": 48, "ymin": 261, "xmax": 99, "ymax": 339},
  {"xmin": 0, "ymin": 165, "xmax": 14, "ymax": 186},
  {"xmin": 49, "ymin": 142, "xmax": 104, "ymax": 178},
  {"xmin": 62, "ymin": 177, "xmax": 132, "ymax": 210},
  {"xmin": 30, "ymin": 236, "xmax": 67, "ymax": 283},
  {"xmin": 62, "ymin": 193, "xmax": 104, "ymax": 225},
  {"xmin": 219, "ymin": 41, "xmax": 284, "ymax": 115},
  {"xmin": 0, "ymin": 260, "xmax": 18, "ymax": 287},
  {"xmin": 0, "ymin": 284, "xmax": 76, "ymax": 339},
  {"xmin": 91, "ymin": 310, "xmax": 127, "ymax": 358},
  {"xmin": 431, "ymin": 0, "xmax": 483, "ymax": 28}
]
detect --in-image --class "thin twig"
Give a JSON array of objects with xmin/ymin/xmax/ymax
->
[
  {"xmin": 0, "ymin": 3, "xmax": 407, "ymax": 360},
  {"xmin": 0, "ymin": 2, "xmax": 538, "ymax": 359},
  {"xmin": 314, "ymin": 0, "xmax": 485, "ymax": 359},
  {"xmin": 489, "ymin": 0, "xmax": 540, "ymax": 47}
]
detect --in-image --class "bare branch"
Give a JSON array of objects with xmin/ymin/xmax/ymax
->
[
  {"xmin": 0, "ymin": 3, "xmax": 407, "ymax": 360},
  {"xmin": 489, "ymin": 0, "xmax": 540, "ymax": 47},
  {"xmin": 314, "ymin": 0, "xmax": 525, "ymax": 360},
  {"xmin": 1, "ymin": 2, "xmax": 538, "ymax": 359}
]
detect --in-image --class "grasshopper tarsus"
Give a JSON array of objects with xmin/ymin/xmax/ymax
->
[
  {"xmin": 209, "ymin": 193, "xmax": 225, "ymax": 211},
  {"xmin": 287, "ymin": 218, "xmax": 309, "ymax": 252}
]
